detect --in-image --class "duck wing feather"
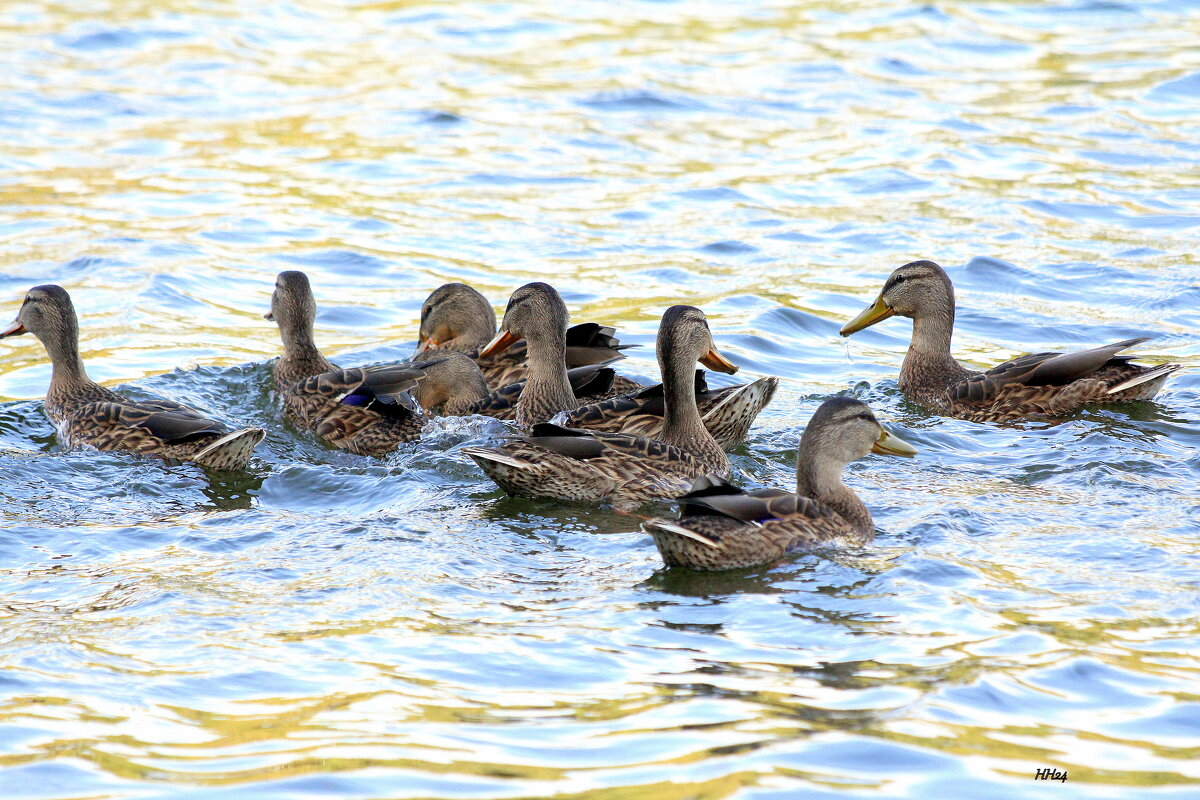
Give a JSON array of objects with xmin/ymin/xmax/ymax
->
[
  {"xmin": 295, "ymin": 363, "xmax": 427, "ymax": 418},
  {"xmin": 83, "ymin": 398, "xmax": 229, "ymax": 444},
  {"xmin": 950, "ymin": 337, "xmax": 1151, "ymax": 405}
]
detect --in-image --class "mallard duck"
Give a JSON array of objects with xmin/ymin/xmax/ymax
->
[
  {"xmin": 414, "ymin": 282, "xmax": 641, "ymax": 393},
  {"xmin": 462, "ymin": 304, "xmax": 739, "ymax": 506},
  {"xmin": 268, "ymin": 270, "xmax": 437, "ymax": 455},
  {"xmin": 468, "ymin": 282, "xmax": 644, "ymax": 428},
  {"xmin": 559, "ymin": 369, "xmax": 779, "ymax": 451},
  {"xmin": 643, "ymin": 396, "xmax": 916, "ymax": 571},
  {"xmin": 839, "ymin": 260, "xmax": 1181, "ymax": 422},
  {"xmin": 0, "ymin": 285, "xmax": 264, "ymax": 470}
]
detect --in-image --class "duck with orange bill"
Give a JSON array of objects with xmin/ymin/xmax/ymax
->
[{"xmin": 462, "ymin": 304, "xmax": 740, "ymax": 507}]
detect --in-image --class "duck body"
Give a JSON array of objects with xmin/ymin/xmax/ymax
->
[
  {"xmin": 44, "ymin": 384, "xmax": 263, "ymax": 470},
  {"xmin": 840, "ymin": 260, "xmax": 1180, "ymax": 423},
  {"xmin": 464, "ymin": 422, "xmax": 728, "ymax": 507},
  {"xmin": 464, "ymin": 304, "xmax": 738, "ymax": 506},
  {"xmin": 1, "ymin": 285, "xmax": 263, "ymax": 470},
  {"xmin": 644, "ymin": 397, "xmax": 917, "ymax": 571},
  {"xmin": 415, "ymin": 283, "xmax": 641, "ymax": 392},
  {"xmin": 899, "ymin": 337, "xmax": 1177, "ymax": 423},
  {"xmin": 559, "ymin": 370, "xmax": 779, "ymax": 450},
  {"xmin": 646, "ymin": 478, "xmax": 857, "ymax": 571},
  {"xmin": 268, "ymin": 271, "xmax": 429, "ymax": 456}
]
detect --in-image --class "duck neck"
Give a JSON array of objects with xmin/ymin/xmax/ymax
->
[
  {"xmin": 278, "ymin": 322, "xmax": 332, "ymax": 381},
  {"xmin": 900, "ymin": 305, "xmax": 967, "ymax": 392},
  {"xmin": 422, "ymin": 355, "xmax": 490, "ymax": 415},
  {"xmin": 660, "ymin": 352, "xmax": 724, "ymax": 464},
  {"xmin": 795, "ymin": 453, "xmax": 872, "ymax": 536},
  {"xmin": 518, "ymin": 326, "xmax": 576, "ymax": 421},
  {"xmin": 45, "ymin": 327, "xmax": 93, "ymax": 397}
]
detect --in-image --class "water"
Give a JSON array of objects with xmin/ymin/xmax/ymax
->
[{"xmin": 2, "ymin": 1, "xmax": 1199, "ymax": 797}]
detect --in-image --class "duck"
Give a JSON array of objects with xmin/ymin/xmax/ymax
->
[
  {"xmin": 559, "ymin": 369, "xmax": 779, "ymax": 451},
  {"xmin": 462, "ymin": 304, "xmax": 739, "ymax": 507},
  {"xmin": 0, "ymin": 285, "xmax": 264, "ymax": 470},
  {"xmin": 643, "ymin": 396, "xmax": 916, "ymax": 571},
  {"xmin": 470, "ymin": 282, "xmax": 646, "ymax": 428},
  {"xmin": 414, "ymin": 282, "xmax": 641, "ymax": 393},
  {"xmin": 267, "ymin": 270, "xmax": 436, "ymax": 456},
  {"xmin": 839, "ymin": 260, "xmax": 1181, "ymax": 422}
]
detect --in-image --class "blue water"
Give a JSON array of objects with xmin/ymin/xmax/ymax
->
[{"xmin": 1, "ymin": 1, "xmax": 1199, "ymax": 798}]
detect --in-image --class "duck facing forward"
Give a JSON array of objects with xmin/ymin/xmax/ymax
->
[
  {"xmin": 643, "ymin": 397, "xmax": 916, "ymax": 571},
  {"xmin": 840, "ymin": 260, "xmax": 1180, "ymax": 422},
  {"xmin": 0, "ymin": 285, "xmax": 264, "ymax": 470},
  {"xmin": 268, "ymin": 270, "xmax": 435, "ymax": 456},
  {"xmin": 462, "ymin": 305, "xmax": 738, "ymax": 507}
]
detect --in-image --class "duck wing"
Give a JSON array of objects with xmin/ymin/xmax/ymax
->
[
  {"xmin": 295, "ymin": 363, "xmax": 427, "ymax": 418},
  {"xmin": 564, "ymin": 322, "xmax": 637, "ymax": 366},
  {"xmin": 463, "ymin": 422, "xmax": 714, "ymax": 505},
  {"xmin": 518, "ymin": 422, "xmax": 694, "ymax": 463},
  {"xmin": 676, "ymin": 475, "xmax": 831, "ymax": 525},
  {"xmin": 84, "ymin": 398, "xmax": 228, "ymax": 444},
  {"xmin": 951, "ymin": 337, "xmax": 1151, "ymax": 405}
]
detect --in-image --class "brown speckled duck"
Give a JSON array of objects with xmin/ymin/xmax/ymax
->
[
  {"xmin": 462, "ymin": 305, "xmax": 738, "ymax": 507},
  {"xmin": 414, "ymin": 282, "xmax": 641, "ymax": 393},
  {"xmin": 840, "ymin": 260, "xmax": 1180, "ymax": 422},
  {"xmin": 268, "ymin": 270, "xmax": 434, "ymax": 456},
  {"xmin": 643, "ymin": 396, "xmax": 916, "ymax": 571},
  {"xmin": 0, "ymin": 285, "xmax": 264, "ymax": 470}
]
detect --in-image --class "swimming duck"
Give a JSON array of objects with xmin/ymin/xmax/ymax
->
[
  {"xmin": 470, "ymin": 282, "xmax": 642, "ymax": 428},
  {"xmin": 643, "ymin": 396, "xmax": 916, "ymax": 571},
  {"xmin": 0, "ymin": 285, "xmax": 264, "ymax": 470},
  {"xmin": 559, "ymin": 369, "xmax": 779, "ymax": 451},
  {"xmin": 839, "ymin": 260, "xmax": 1180, "ymax": 422},
  {"xmin": 414, "ymin": 282, "xmax": 641, "ymax": 393},
  {"xmin": 268, "ymin": 270, "xmax": 435, "ymax": 455},
  {"xmin": 462, "ymin": 304, "xmax": 738, "ymax": 507}
]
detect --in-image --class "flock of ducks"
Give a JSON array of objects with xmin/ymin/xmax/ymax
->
[{"xmin": 1, "ymin": 260, "xmax": 1180, "ymax": 571}]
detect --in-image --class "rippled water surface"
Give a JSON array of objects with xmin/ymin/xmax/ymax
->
[{"xmin": 2, "ymin": 1, "xmax": 1200, "ymax": 798}]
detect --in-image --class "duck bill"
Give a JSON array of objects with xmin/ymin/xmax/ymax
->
[
  {"xmin": 478, "ymin": 329, "xmax": 518, "ymax": 358},
  {"xmin": 0, "ymin": 319, "xmax": 26, "ymax": 338},
  {"xmin": 699, "ymin": 346, "xmax": 739, "ymax": 374},
  {"xmin": 872, "ymin": 429, "xmax": 917, "ymax": 457},
  {"xmin": 263, "ymin": 311, "xmax": 275, "ymax": 321},
  {"xmin": 413, "ymin": 336, "xmax": 437, "ymax": 356},
  {"xmin": 840, "ymin": 295, "xmax": 894, "ymax": 337}
]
